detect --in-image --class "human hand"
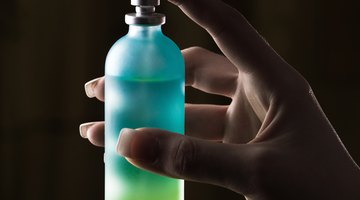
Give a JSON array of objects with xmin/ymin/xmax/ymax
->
[{"xmin": 80, "ymin": 0, "xmax": 360, "ymax": 199}]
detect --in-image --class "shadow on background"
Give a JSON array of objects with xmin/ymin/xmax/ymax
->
[{"xmin": 0, "ymin": 0, "xmax": 359, "ymax": 199}]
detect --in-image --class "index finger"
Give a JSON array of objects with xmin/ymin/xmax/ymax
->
[
  {"xmin": 84, "ymin": 77, "xmax": 105, "ymax": 101},
  {"xmin": 169, "ymin": 0, "xmax": 290, "ymax": 76}
]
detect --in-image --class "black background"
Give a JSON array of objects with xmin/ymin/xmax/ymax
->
[{"xmin": 0, "ymin": 0, "xmax": 359, "ymax": 199}]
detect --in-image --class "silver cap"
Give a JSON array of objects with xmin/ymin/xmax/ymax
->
[
  {"xmin": 131, "ymin": 0, "xmax": 160, "ymax": 6},
  {"xmin": 125, "ymin": 0, "xmax": 165, "ymax": 25}
]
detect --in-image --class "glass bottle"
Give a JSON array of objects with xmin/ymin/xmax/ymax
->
[{"xmin": 104, "ymin": 0, "xmax": 185, "ymax": 199}]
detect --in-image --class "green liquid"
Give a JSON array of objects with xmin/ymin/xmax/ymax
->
[{"xmin": 105, "ymin": 76, "xmax": 184, "ymax": 200}]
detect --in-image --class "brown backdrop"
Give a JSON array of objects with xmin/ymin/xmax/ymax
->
[{"xmin": 1, "ymin": 0, "xmax": 359, "ymax": 199}]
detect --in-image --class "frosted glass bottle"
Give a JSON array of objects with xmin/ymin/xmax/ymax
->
[{"xmin": 104, "ymin": 1, "xmax": 185, "ymax": 200}]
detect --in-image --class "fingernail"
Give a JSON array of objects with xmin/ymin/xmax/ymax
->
[
  {"xmin": 79, "ymin": 122, "xmax": 95, "ymax": 138},
  {"xmin": 116, "ymin": 128, "xmax": 158, "ymax": 162},
  {"xmin": 84, "ymin": 78, "xmax": 100, "ymax": 98}
]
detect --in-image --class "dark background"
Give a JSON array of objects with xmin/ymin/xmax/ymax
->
[{"xmin": 1, "ymin": 0, "xmax": 359, "ymax": 199}]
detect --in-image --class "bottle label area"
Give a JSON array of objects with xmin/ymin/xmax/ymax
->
[{"xmin": 105, "ymin": 75, "xmax": 185, "ymax": 200}]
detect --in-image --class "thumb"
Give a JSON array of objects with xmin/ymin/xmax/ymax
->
[{"xmin": 116, "ymin": 128, "xmax": 253, "ymax": 193}]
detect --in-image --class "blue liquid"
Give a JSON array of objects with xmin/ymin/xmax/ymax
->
[
  {"xmin": 105, "ymin": 76, "xmax": 184, "ymax": 200},
  {"xmin": 105, "ymin": 24, "xmax": 184, "ymax": 200}
]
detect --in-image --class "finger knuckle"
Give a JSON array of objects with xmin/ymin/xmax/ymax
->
[
  {"xmin": 187, "ymin": 46, "xmax": 206, "ymax": 54},
  {"xmin": 172, "ymin": 138, "xmax": 196, "ymax": 177}
]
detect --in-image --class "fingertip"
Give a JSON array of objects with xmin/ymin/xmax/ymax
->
[
  {"xmin": 116, "ymin": 128, "xmax": 135, "ymax": 157},
  {"xmin": 87, "ymin": 122, "xmax": 105, "ymax": 147},
  {"xmin": 79, "ymin": 122, "xmax": 95, "ymax": 138},
  {"xmin": 116, "ymin": 128, "xmax": 159, "ymax": 162},
  {"xmin": 84, "ymin": 78, "xmax": 101, "ymax": 98},
  {"xmin": 94, "ymin": 77, "xmax": 105, "ymax": 101},
  {"xmin": 84, "ymin": 77, "xmax": 105, "ymax": 101}
]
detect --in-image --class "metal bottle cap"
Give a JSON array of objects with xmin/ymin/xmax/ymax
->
[
  {"xmin": 125, "ymin": 0, "xmax": 165, "ymax": 25},
  {"xmin": 131, "ymin": 0, "xmax": 160, "ymax": 6}
]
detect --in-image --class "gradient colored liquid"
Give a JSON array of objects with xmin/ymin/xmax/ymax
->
[{"xmin": 105, "ymin": 75, "xmax": 184, "ymax": 200}]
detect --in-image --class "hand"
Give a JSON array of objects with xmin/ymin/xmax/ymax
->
[{"xmin": 79, "ymin": 0, "xmax": 360, "ymax": 199}]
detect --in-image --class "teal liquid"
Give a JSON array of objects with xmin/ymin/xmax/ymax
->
[{"xmin": 105, "ymin": 75, "xmax": 185, "ymax": 200}]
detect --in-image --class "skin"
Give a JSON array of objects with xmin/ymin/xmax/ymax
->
[{"xmin": 79, "ymin": 0, "xmax": 360, "ymax": 199}]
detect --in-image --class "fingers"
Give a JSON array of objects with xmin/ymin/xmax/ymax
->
[
  {"xmin": 79, "ymin": 122, "xmax": 104, "ymax": 147},
  {"xmin": 185, "ymin": 104, "xmax": 227, "ymax": 140},
  {"xmin": 79, "ymin": 103, "xmax": 227, "ymax": 147},
  {"xmin": 116, "ymin": 128, "xmax": 252, "ymax": 192},
  {"xmin": 85, "ymin": 77, "xmax": 104, "ymax": 101},
  {"xmin": 169, "ymin": 0, "xmax": 290, "ymax": 78},
  {"xmin": 84, "ymin": 47, "xmax": 238, "ymax": 100},
  {"xmin": 183, "ymin": 47, "xmax": 238, "ymax": 97}
]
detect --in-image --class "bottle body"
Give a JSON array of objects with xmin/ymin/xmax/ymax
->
[{"xmin": 104, "ymin": 25, "xmax": 185, "ymax": 200}]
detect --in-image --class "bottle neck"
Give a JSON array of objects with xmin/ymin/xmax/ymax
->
[{"xmin": 127, "ymin": 25, "xmax": 163, "ymax": 38}]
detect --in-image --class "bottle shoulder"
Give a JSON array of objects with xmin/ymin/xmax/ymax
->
[
  {"xmin": 114, "ymin": 32, "xmax": 180, "ymax": 53},
  {"xmin": 105, "ymin": 33, "xmax": 184, "ymax": 80}
]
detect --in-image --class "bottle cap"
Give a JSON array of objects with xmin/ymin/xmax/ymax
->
[
  {"xmin": 131, "ymin": 0, "xmax": 160, "ymax": 6},
  {"xmin": 125, "ymin": 0, "xmax": 165, "ymax": 25}
]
